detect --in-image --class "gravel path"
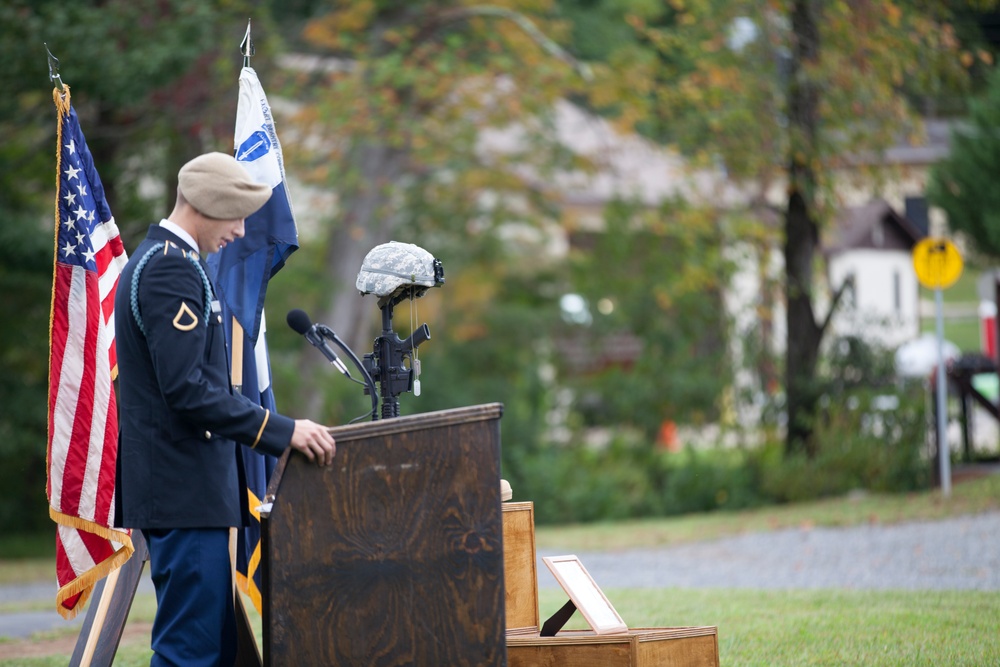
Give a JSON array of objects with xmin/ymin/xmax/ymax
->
[
  {"xmin": 0, "ymin": 576, "xmax": 154, "ymax": 640},
  {"xmin": 4, "ymin": 512, "xmax": 999, "ymax": 640},
  {"xmin": 537, "ymin": 511, "xmax": 1000, "ymax": 591}
]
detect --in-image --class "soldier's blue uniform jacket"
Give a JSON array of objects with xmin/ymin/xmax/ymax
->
[{"xmin": 114, "ymin": 224, "xmax": 294, "ymax": 529}]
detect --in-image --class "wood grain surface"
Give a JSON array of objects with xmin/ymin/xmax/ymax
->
[{"xmin": 263, "ymin": 404, "xmax": 506, "ymax": 666}]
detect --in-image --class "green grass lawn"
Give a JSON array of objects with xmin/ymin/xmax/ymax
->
[
  {"xmin": 540, "ymin": 588, "xmax": 1000, "ymax": 667},
  {"xmin": 919, "ymin": 262, "xmax": 987, "ymax": 353},
  {"xmin": 3, "ymin": 474, "xmax": 999, "ymax": 665},
  {"xmin": 4, "ymin": 588, "xmax": 997, "ymax": 666},
  {"xmin": 921, "ymin": 314, "xmax": 981, "ymax": 353}
]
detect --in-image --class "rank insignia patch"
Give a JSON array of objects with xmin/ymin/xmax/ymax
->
[{"xmin": 172, "ymin": 302, "xmax": 199, "ymax": 331}]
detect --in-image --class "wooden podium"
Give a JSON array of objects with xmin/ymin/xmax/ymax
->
[{"xmin": 260, "ymin": 403, "xmax": 507, "ymax": 666}]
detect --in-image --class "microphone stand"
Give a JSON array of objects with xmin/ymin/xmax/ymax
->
[{"xmin": 315, "ymin": 324, "xmax": 379, "ymax": 420}]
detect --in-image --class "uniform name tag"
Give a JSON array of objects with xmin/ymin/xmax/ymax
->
[{"xmin": 211, "ymin": 300, "xmax": 222, "ymax": 313}]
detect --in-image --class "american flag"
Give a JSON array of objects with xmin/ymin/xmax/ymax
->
[{"xmin": 47, "ymin": 87, "xmax": 133, "ymax": 619}]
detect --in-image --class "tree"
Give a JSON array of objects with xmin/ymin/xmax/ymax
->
[
  {"xmin": 564, "ymin": 198, "xmax": 732, "ymax": 437},
  {"xmin": 271, "ymin": 2, "xmax": 739, "ymax": 439},
  {"xmin": 0, "ymin": 1, "xmax": 264, "ymax": 238},
  {"xmin": 0, "ymin": 0, "xmax": 266, "ymax": 532},
  {"xmin": 613, "ymin": 0, "xmax": 997, "ymax": 455},
  {"xmin": 928, "ymin": 65, "xmax": 1000, "ymax": 258},
  {"xmin": 275, "ymin": 1, "xmax": 592, "ymax": 418}
]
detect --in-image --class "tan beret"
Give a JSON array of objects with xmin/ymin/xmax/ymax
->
[{"xmin": 177, "ymin": 152, "xmax": 271, "ymax": 220}]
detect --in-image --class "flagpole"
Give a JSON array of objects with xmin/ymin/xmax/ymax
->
[
  {"xmin": 211, "ymin": 22, "xmax": 301, "ymax": 627},
  {"xmin": 49, "ymin": 47, "xmax": 143, "ymax": 665},
  {"xmin": 77, "ymin": 567, "xmax": 121, "ymax": 666},
  {"xmin": 229, "ymin": 21, "xmax": 275, "ymax": 664},
  {"xmin": 230, "ymin": 318, "xmax": 245, "ymax": 391}
]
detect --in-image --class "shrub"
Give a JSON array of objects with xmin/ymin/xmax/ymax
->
[
  {"xmin": 514, "ymin": 435, "xmax": 663, "ymax": 525},
  {"xmin": 512, "ymin": 436, "xmax": 766, "ymax": 525},
  {"xmin": 652, "ymin": 446, "xmax": 765, "ymax": 515},
  {"xmin": 507, "ymin": 382, "xmax": 931, "ymax": 524},
  {"xmin": 757, "ymin": 385, "xmax": 930, "ymax": 503}
]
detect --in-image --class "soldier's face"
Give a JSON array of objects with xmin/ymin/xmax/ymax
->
[{"xmin": 196, "ymin": 216, "xmax": 246, "ymax": 254}]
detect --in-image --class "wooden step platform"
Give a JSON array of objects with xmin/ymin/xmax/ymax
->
[{"xmin": 502, "ymin": 499, "xmax": 720, "ymax": 666}]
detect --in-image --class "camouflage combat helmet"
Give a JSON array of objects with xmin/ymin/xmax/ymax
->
[{"xmin": 356, "ymin": 241, "xmax": 444, "ymax": 305}]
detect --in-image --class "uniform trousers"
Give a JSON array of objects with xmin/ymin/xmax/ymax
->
[{"xmin": 143, "ymin": 528, "xmax": 236, "ymax": 667}]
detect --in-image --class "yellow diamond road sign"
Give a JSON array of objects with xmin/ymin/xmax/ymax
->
[{"xmin": 913, "ymin": 238, "xmax": 963, "ymax": 289}]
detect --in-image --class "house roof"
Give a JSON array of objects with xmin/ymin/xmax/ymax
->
[
  {"xmin": 824, "ymin": 198, "xmax": 926, "ymax": 256},
  {"xmin": 881, "ymin": 119, "xmax": 954, "ymax": 166},
  {"xmin": 477, "ymin": 100, "xmax": 749, "ymax": 210}
]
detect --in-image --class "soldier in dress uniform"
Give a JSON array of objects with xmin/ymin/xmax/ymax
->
[{"xmin": 114, "ymin": 152, "xmax": 336, "ymax": 667}]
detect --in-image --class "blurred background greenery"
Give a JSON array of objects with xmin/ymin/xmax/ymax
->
[{"xmin": 4, "ymin": 1, "xmax": 1000, "ymax": 544}]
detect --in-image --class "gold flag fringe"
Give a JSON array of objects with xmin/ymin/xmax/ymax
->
[{"xmin": 50, "ymin": 509, "xmax": 135, "ymax": 620}]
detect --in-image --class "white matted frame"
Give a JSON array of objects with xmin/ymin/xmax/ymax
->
[{"xmin": 542, "ymin": 555, "xmax": 628, "ymax": 635}]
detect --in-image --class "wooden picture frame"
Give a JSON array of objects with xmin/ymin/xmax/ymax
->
[{"xmin": 542, "ymin": 555, "xmax": 628, "ymax": 635}]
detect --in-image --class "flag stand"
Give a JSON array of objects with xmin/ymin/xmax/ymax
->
[
  {"xmin": 69, "ymin": 531, "xmax": 262, "ymax": 667},
  {"xmin": 68, "ymin": 535, "xmax": 148, "ymax": 667}
]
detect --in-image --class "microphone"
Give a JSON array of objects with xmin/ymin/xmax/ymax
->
[{"xmin": 286, "ymin": 309, "xmax": 351, "ymax": 377}]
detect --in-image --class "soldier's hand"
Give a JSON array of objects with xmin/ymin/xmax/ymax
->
[{"xmin": 290, "ymin": 420, "xmax": 336, "ymax": 466}]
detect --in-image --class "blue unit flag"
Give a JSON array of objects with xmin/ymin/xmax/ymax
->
[{"xmin": 207, "ymin": 66, "xmax": 298, "ymax": 614}]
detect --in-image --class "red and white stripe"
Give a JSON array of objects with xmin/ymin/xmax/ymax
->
[{"xmin": 47, "ymin": 214, "xmax": 129, "ymax": 617}]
